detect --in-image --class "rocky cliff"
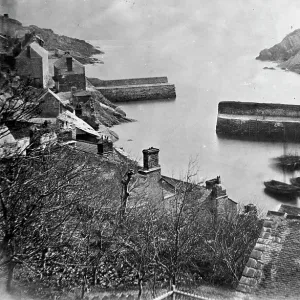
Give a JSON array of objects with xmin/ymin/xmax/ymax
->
[
  {"xmin": 256, "ymin": 29, "xmax": 300, "ymax": 62},
  {"xmin": 256, "ymin": 29, "xmax": 300, "ymax": 74},
  {"xmin": 22, "ymin": 25, "xmax": 103, "ymax": 64}
]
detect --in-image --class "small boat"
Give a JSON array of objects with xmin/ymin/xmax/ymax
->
[
  {"xmin": 273, "ymin": 155, "xmax": 300, "ymax": 171},
  {"xmin": 264, "ymin": 180, "xmax": 300, "ymax": 195},
  {"xmin": 290, "ymin": 177, "xmax": 300, "ymax": 187}
]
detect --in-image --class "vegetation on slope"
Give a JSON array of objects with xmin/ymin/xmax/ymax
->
[{"xmin": 23, "ymin": 25, "xmax": 103, "ymax": 64}]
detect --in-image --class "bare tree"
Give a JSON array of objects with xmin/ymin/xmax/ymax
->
[
  {"xmin": 0, "ymin": 145, "xmax": 96, "ymax": 292},
  {"xmin": 0, "ymin": 73, "xmax": 43, "ymax": 139}
]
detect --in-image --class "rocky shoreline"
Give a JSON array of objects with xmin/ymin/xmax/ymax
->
[{"xmin": 256, "ymin": 29, "xmax": 300, "ymax": 74}]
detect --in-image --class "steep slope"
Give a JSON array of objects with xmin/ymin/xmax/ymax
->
[
  {"xmin": 22, "ymin": 25, "xmax": 103, "ymax": 64},
  {"xmin": 256, "ymin": 29, "xmax": 300, "ymax": 61},
  {"xmin": 278, "ymin": 50, "xmax": 300, "ymax": 73}
]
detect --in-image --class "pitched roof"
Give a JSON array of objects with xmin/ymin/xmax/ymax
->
[
  {"xmin": 73, "ymin": 90, "xmax": 92, "ymax": 97},
  {"xmin": 278, "ymin": 204, "xmax": 300, "ymax": 215},
  {"xmin": 57, "ymin": 110, "xmax": 100, "ymax": 137},
  {"xmin": 17, "ymin": 41, "xmax": 48, "ymax": 59},
  {"xmin": 38, "ymin": 89, "xmax": 66, "ymax": 107},
  {"xmin": 54, "ymin": 54, "xmax": 83, "ymax": 69},
  {"xmin": 29, "ymin": 41, "xmax": 48, "ymax": 57}
]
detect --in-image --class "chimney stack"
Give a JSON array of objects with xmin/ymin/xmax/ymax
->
[
  {"xmin": 97, "ymin": 136, "xmax": 113, "ymax": 156},
  {"xmin": 66, "ymin": 56, "xmax": 72, "ymax": 71},
  {"xmin": 138, "ymin": 147, "xmax": 161, "ymax": 179},
  {"xmin": 244, "ymin": 204, "xmax": 258, "ymax": 215},
  {"xmin": 142, "ymin": 147, "xmax": 160, "ymax": 170},
  {"xmin": 26, "ymin": 46, "xmax": 31, "ymax": 58},
  {"xmin": 3, "ymin": 14, "xmax": 9, "ymax": 18}
]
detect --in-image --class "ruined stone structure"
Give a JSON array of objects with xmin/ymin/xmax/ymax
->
[
  {"xmin": 216, "ymin": 101, "xmax": 300, "ymax": 142},
  {"xmin": 237, "ymin": 205, "xmax": 300, "ymax": 298},
  {"xmin": 54, "ymin": 53, "xmax": 86, "ymax": 92},
  {"xmin": 0, "ymin": 14, "xmax": 22, "ymax": 37},
  {"xmin": 15, "ymin": 41, "xmax": 49, "ymax": 88}
]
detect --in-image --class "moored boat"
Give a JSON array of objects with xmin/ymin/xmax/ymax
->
[{"xmin": 264, "ymin": 180, "xmax": 300, "ymax": 195}]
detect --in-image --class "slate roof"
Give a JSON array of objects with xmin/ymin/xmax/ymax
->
[
  {"xmin": 278, "ymin": 204, "xmax": 300, "ymax": 215},
  {"xmin": 73, "ymin": 90, "xmax": 92, "ymax": 97},
  {"xmin": 17, "ymin": 41, "xmax": 48, "ymax": 59},
  {"xmin": 57, "ymin": 111, "xmax": 100, "ymax": 137},
  {"xmin": 237, "ymin": 204, "xmax": 300, "ymax": 299},
  {"xmin": 54, "ymin": 54, "xmax": 83, "ymax": 69},
  {"xmin": 56, "ymin": 92, "xmax": 71, "ymax": 105},
  {"xmin": 38, "ymin": 89, "xmax": 66, "ymax": 107}
]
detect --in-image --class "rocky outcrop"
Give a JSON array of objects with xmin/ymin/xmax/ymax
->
[
  {"xmin": 256, "ymin": 29, "xmax": 300, "ymax": 61},
  {"xmin": 278, "ymin": 50, "xmax": 300, "ymax": 73},
  {"xmin": 22, "ymin": 25, "xmax": 103, "ymax": 64},
  {"xmin": 82, "ymin": 89, "xmax": 133, "ymax": 128}
]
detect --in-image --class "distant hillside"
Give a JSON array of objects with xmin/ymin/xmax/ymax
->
[
  {"xmin": 23, "ymin": 25, "xmax": 103, "ymax": 64},
  {"xmin": 256, "ymin": 29, "xmax": 300, "ymax": 62},
  {"xmin": 278, "ymin": 51, "xmax": 300, "ymax": 73}
]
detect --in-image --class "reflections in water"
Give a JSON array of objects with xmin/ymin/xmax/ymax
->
[{"xmin": 264, "ymin": 188, "xmax": 299, "ymax": 205}]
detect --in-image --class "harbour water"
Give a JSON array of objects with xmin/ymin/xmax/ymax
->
[{"xmin": 85, "ymin": 1, "xmax": 300, "ymax": 212}]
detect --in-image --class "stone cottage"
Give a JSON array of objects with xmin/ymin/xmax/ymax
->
[
  {"xmin": 15, "ymin": 41, "xmax": 49, "ymax": 88},
  {"xmin": 127, "ymin": 147, "xmax": 237, "ymax": 217},
  {"xmin": 38, "ymin": 89, "xmax": 70, "ymax": 118},
  {"xmin": 53, "ymin": 52, "xmax": 86, "ymax": 92}
]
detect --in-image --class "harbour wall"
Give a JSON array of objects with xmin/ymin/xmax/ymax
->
[
  {"xmin": 216, "ymin": 102, "xmax": 300, "ymax": 142},
  {"xmin": 218, "ymin": 101, "xmax": 300, "ymax": 118},
  {"xmin": 97, "ymin": 84, "xmax": 176, "ymax": 102},
  {"xmin": 90, "ymin": 76, "xmax": 168, "ymax": 87}
]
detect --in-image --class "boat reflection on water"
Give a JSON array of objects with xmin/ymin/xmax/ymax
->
[{"xmin": 264, "ymin": 187, "xmax": 298, "ymax": 204}]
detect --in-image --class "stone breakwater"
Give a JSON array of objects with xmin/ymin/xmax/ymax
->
[
  {"xmin": 89, "ymin": 77, "xmax": 176, "ymax": 102},
  {"xmin": 89, "ymin": 76, "xmax": 169, "ymax": 87},
  {"xmin": 216, "ymin": 101, "xmax": 300, "ymax": 142}
]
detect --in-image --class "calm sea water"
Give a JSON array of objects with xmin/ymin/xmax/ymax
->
[{"xmin": 85, "ymin": 2, "xmax": 300, "ymax": 212}]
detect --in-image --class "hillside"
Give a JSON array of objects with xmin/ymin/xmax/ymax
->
[
  {"xmin": 256, "ymin": 29, "xmax": 300, "ymax": 62},
  {"xmin": 22, "ymin": 25, "xmax": 103, "ymax": 64},
  {"xmin": 278, "ymin": 50, "xmax": 300, "ymax": 72}
]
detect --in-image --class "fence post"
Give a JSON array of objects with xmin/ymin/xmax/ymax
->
[{"xmin": 172, "ymin": 285, "xmax": 176, "ymax": 300}]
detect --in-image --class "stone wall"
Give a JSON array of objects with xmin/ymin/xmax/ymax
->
[
  {"xmin": 237, "ymin": 210, "xmax": 300, "ymax": 297},
  {"xmin": 218, "ymin": 101, "xmax": 300, "ymax": 118},
  {"xmin": 91, "ymin": 76, "xmax": 168, "ymax": 87},
  {"xmin": 16, "ymin": 56, "xmax": 44, "ymax": 87},
  {"xmin": 216, "ymin": 117, "xmax": 300, "ymax": 142},
  {"xmin": 97, "ymin": 84, "xmax": 176, "ymax": 102},
  {"xmin": 56, "ymin": 73, "xmax": 86, "ymax": 92}
]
